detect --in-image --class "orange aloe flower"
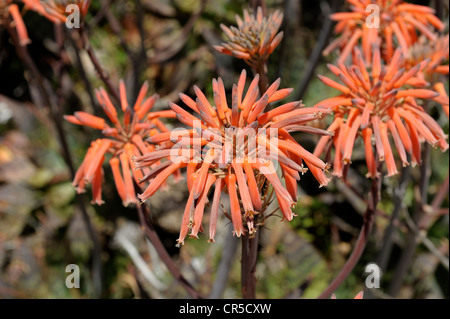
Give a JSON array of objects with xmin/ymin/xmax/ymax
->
[
  {"xmin": 65, "ymin": 80, "xmax": 174, "ymax": 206},
  {"xmin": 1, "ymin": 1, "xmax": 31, "ymax": 46},
  {"xmin": 314, "ymin": 47, "xmax": 448, "ymax": 178},
  {"xmin": 213, "ymin": 6, "xmax": 283, "ymax": 69},
  {"xmin": 403, "ymin": 34, "xmax": 449, "ymax": 116},
  {"xmin": 134, "ymin": 70, "xmax": 332, "ymax": 246},
  {"xmin": 323, "ymin": 0, "xmax": 445, "ymax": 64},
  {"xmin": 21, "ymin": 0, "xmax": 91, "ymax": 24}
]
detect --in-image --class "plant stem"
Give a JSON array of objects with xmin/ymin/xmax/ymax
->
[
  {"xmin": 6, "ymin": 21, "xmax": 103, "ymax": 298},
  {"xmin": 255, "ymin": 62, "xmax": 269, "ymax": 95},
  {"xmin": 294, "ymin": 0, "xmax": 342, "ymax": 101},
  {"xmin": 241, "ymin": 230, "xmax": 260, "ymax": 299},
  {"xmin": 209, "ymin": 227, "xmax": 239, "ymax": 298},
  {"xmin": 135, "ymin": 202, "xmax": 203, "ymax": 299},
  {"xmin": 376, "ymin": 165, "xmax": 410, "ymax": 272},
  {"xmin": 318, "ymin": 168, "xmax": 381, "ymax": 299},
  {"xmin": 78, "ymin": 26, "xmax": 121, "ymax": 103},
  {"xmin": 387, "ymin": 143, "xmax": 431, "ymax": 296}
]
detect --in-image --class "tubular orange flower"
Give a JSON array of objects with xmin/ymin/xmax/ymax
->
[
  {"xmin": 315, "ymin": 47, "xmax": 448, "ymax": 178},
  {"xmin": 323, "ymin": 0, "xmax": 445, "ymax": 64},
  {"xmin": 21, "ymin": 0, "xmax": 91, "ymax": 24},
  {"xmin": 214, "ymin": 6, "xmax": 283, "ymax": 69},
  {"xmin": 1, "ymin": 1, "xmax": 31, "ymax": 46},
  {"xmin": 135, "ymin": 70, "xmax": 331, "ymax": 246},
  {"xmin": 65, "ymin": 80, "xmax": 174, "ymax": 206}
]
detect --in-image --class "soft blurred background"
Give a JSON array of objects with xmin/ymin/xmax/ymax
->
[{"xmin": 0, "ymin": 0, "xmax": 448, "ymax": 299}]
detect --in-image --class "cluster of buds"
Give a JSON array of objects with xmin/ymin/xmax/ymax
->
[{"xmin": 214, "ymin": 7, "xmax": 283, "ymax": 69}]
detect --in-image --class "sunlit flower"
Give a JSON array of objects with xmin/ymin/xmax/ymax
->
[
  {"xmin": 134, "ymin": 70, "xmax": 332, "ymax": 246},
  {"xmin": 323, "ymin": 0, "xmax": 445, "ymax": 64},
  {"xmin": 1, "ymin": 1, "xmax": 31, "ymax": 46},
  {"xmin": 214, "ymin": 7, "xmax": 283, "ymax": 69},
  {"xmin": 65, "ymin": 80, "xmax": 174, "ymax": 206},
  {"xmin": 314, "ymin": 47, "xmax": 448, "ymax": 178},
  {"xmin": 22, "ymin": 0, "xmax": 91, "ymax": 24},
  {"xmin": 403, "ymin": 34, "xmax": 449, "ymax": 116}
]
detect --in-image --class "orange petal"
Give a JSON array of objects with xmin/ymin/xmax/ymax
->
[
  {"xmin": 362, "ymin": 128, "xmax": 377, "ymax": 178},
  {"xmin": 278, "ymin": 139, "xmax": 327, "ymax": 170},
  {"xmin": 209, "ymin": 178, "xmax": 223, "ymax": 242},
  {"xmin": 191, "ymin": 174, "xmax": 216, "ymax": 238},
  {"xmin": 284, "ymin": 170, "xmax": 298, "ymax": 202},
  {"xmin": 136, "ymin": 94, "xmax": 159, "ymax": 120},
  {"xmin": 318, "ymin": 75, "xmax": 351, "ymax": 95},
  {"xmin": 84, "ymin": 139, "xmax": 111, "ymax": 183},
  {"xmin": 119, "ymin": 79, "xmax": 128, "ymax": 112},
  {"xmin": 194, "ymin": 85, "xmax": 217, "ymax": 118},
  {"xmin": 379, "ymin": 122, "xmax": 398, "ymax": 176},
  {"xmin": 241, "ymin": 74, "xmax": 259, "ymax": 111},
  {"xmin": 232, "ymin": 161, "xmax": 254, "ymax": 214},
  {"xmin": 396, "ymin": 89, "xmax": 439, "ymax": 99},
  {"xmin": 242, "ymin": 161, "xmax": 262, "ymax": 212},
  {"xmin": 99, "ymin": 88, "xmax": 119, "ymax": 124},
  {"xmin": 225, "ymin": 174, "xmax": 245, "ymax": 237},
  {"xmin": 9, "ymin": 4, "xmax": 31, "ymax": 46},
  {"xmin": 74, "ymin": 111, "xmax": 106, "ymax": 130},
  {"xmin": 231, "ymin": 84, "xmax": 240, "ymax": 127},
  {"xmin": 388, "ymin": 108, "xmax": 412, "ymax": 154},
  {"xmin": 405, "ymin": 121, "xmax": 421, "ymax": 166},
  {"xmin": 337, "ymin": 29, "xmax": 362, "ymax": 64},
  {"xmin": 257, "ymin": 101, "xmax": 301, "ymax": 125},
  {"xmin": 119, "ymin": 151, "xmax": 137, "ymax": 206},
  {"xmin": 90, "ymin": 159, "xmax": 104, "ymax": 205},
  {"xmin": 268, "ymin": 88, "xmax": 293, "ymax": 103},
  {"xmin": 343, "ymin": 116, "xmax": 362, "ymax": 164},
  {"xmin": 138, "ymin": 161, "xmax": 184, "ymax": 201},
  {"xmin": 387, "ymin": 120, "xmax": 408, "ymax": 167},
  {"xmin": 247, "ymin": 94, "xmax": 269, "ymax": 123},
  {"xmin": 110, "ymin": 157, "xmax": 127, "ymax": 204},
  {"xmin": 133, "ymin": 81, "xmax": 149, "ymax": 111},
  {"xmin": 371, "ymin": 116, "xmax": 385, "ymax": 161},
  {"xmin": 268, "ymin": 31, "xmax": 284, "ymax": 54},
  {"xmin": 177, "ymin": 185, "xmax": 196, "ymax": 247},
  {"xmin": 124, "ymin": 143, "xmax": 143, "ymax": 184}
]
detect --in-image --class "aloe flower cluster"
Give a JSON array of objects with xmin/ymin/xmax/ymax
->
[
  {"xmin": 315, "ymin": 47, "xmax": 448, "ymax": 178},
  {"xmin": 134, "ymin": 70, "xmax": 332, "ymax": 245}
]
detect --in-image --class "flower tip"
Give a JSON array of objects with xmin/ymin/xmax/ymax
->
[
  {"xmin": 342, "ymin": 158, "xmax": 351, "ymax": 165},
  {"xmin": 233, "ymin": 229, "xmax": 243, "ymax": 238},
  {"xmin": 91, "ymin": 199, "xmax": 105, "ymax": 206},
  {"xmin": 354, "ymin": 291, "xmax": 364, "ymax": 299}
]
